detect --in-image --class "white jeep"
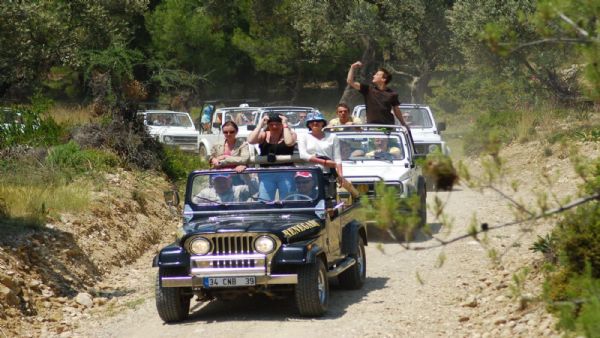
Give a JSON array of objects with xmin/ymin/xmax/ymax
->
[
  {"xmin": 326, "ymin": 124, "xmax": 427, "ymax": 227},
  {"xmin": 138, "ymin": 110, "xmax": 199, "ymax": 152},
  {"xmin": 198, "ymin": 106, "xmax": 261, "ymax": 159},
  {"xmin": 352, "ymin": 104, "xmax": 449, "ymax": 156}
]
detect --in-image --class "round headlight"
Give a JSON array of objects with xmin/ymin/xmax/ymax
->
[
  {"xmin": 427, "ymin": 144, "xmax": 440, "ymax": 153},
  {"xmin": 163, "ymin": 136, "xmax": 173, "ymax": 143},
  {"xmin": 254, "ymin": 236, "xmax": 275, "ymax": 254},
  {"xmin": 189, "ymin": 237, "xmax": 211, "ymax": 255}
]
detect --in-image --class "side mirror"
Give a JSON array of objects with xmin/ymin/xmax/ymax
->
[
  {"xmin": 247, "ymin": 124, "xmax": 256, "ymax": 131},
  {"xmin": 437, "ymin": 122, "xmax": 446, "ymax": 132},
  {"xmin": 163, "ymin": 190, "xmax": 180, "ymax": 207}
]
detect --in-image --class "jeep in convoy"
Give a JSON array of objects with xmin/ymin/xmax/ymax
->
[
  {"xmin": 137, "ymin": 110, "xmax": 199, "ymax": 152},
  {"xmin": 326, "ymin": 124, "xmax": 427, "ymax": 227},
  {"xmin": 198, "ymin": 106, "xmax": 261, "ymax": 159},
  {"xmin": 153, "ymin": 162, "xmax": 367, "ymax": 322},
  {"xmin": 352, "ymin": 104, "xmax": 449, "ymax": 156}
]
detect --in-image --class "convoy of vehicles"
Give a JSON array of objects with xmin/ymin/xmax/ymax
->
[{"xmin": 152, "ymin": 102, "xmax": 448, "ymax": 321}]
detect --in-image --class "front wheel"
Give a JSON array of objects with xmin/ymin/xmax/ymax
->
[
  {"xmin": 295, "ymin": 259, "xmax": 329, "ymax": 316},
  {"xmin": 338, "ymin": 236, "xmax": 366, "ymax": 289},
  {"xmin": 155, "ymin": 271, "xmax": 191, "ymax": 323}
]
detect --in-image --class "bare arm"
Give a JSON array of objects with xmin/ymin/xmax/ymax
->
[
  {"xmin": 247, "ymin": 115, "xmax": 267, "ymax": 144},
  {"xmin": 281, "ymin": 115, "xmax": 297, "ymax": 146},
  {"xmin": 346, "ymin": 61, "xmax": 362, "ymax": 90}
]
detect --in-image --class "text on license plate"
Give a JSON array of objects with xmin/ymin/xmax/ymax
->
[{"xmin": 204, "ymin": 276, "xmax": 256, "ymax": 288}]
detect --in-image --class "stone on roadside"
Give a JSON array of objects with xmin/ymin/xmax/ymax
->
[
  {"xmin": 75, "ymin": 292, "xmax": 93, "ymax": 308},
  {"xmin": 461, "ymin": 295, "xmax": 478, "ymax": 307}
]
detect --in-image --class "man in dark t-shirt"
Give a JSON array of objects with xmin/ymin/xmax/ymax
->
[{"xmin": 346, "ymin": 61, "xmax": 408, "ymax": 127}]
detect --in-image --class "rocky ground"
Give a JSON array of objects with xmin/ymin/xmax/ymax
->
[{"xmin": 0, "ymin": 139, "xmax": 598, "ymax": 337}]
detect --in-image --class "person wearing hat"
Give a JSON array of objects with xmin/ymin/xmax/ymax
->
[
  {"xmin": 298, "ymin": 110, "xmax": 343, "ymax": 176},
  {"xmin": 247, "ymin": 112, "xmax": 297, "ymax": 200},
  {"xmin": 193, "ymin": 173, "xmax": 258, "ymax": 203},
  {"xmin": 200, "ymin": 104, "xmax": 214, "ymax": 132},
  {"xmin": 286, "ymin": 171, "xmax": 318, "ymax": 200}
]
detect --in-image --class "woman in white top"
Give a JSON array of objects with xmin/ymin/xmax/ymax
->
[{"xmin": 298, "ymin": 111, "xmax": 343, "ymax": 176}]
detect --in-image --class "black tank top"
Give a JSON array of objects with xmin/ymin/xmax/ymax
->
[{"xmin": 259, "ymin": 140, "xmax": 295, "ymax": 167}]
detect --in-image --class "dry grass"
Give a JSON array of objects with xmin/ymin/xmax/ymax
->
[
  {"xmin": 0, "ymin": 180, "xmax": 91, "ymax": 219},
  {"xmin": 47, "ymin": 104, "xmax": 97, "ymax": 125}
]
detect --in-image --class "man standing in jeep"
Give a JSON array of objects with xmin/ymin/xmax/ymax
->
[{"xmin": 346, "ymin": 61, "xmax": 408, "ymax": 127}]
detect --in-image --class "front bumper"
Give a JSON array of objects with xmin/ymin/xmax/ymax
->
[{"xmin": 161, "ymin": 274, "xmax": 298, "ymax": 287}]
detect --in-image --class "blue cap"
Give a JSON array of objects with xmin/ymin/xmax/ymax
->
[{"xmin": 305, "ymin": 110, "xmax": 327, "ymax": 128}]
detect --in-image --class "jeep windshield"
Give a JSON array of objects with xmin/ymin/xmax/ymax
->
[
  {"xmin": 189, "ymin": 169, "xmax": 322, "ymax": 207},
  {"xmin": 338, "ymin": 135, "xmax": 405, "ymax": 161},
  {"xmin": 147, "ymin": 112, "xmax": 193, "ymax": 128},
  {"xmin": 401, "ymin": 108, "xmax": 433, "ymax": 128}
]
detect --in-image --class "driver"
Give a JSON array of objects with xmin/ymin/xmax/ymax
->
[
  {"xmin": 286, "ymin": 171, "xmax": 318, "ymax": 200},
  {"xmin": 193, "ymin": 173, "xmax": 257, "ymax": 203},
  {"xmin": 365, "ymin": 138, "xmax": 401, "ymax": 159}
]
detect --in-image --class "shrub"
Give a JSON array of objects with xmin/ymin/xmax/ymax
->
[
  {"xmin": 161, "ymin": 147, "xmax": 207, "ymax": 184},
  {"xmin": 45, "ymin": 141, "xmax": 119, "ymax": 174},
  {"xmin": 0, "ymin": 106, "xmax": 66, "ymax": 148}
]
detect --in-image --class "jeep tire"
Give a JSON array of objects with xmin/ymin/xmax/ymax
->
[
  {"xmin": 155, "ymin": 270, "xmax": 191, "ymax": 323},
  {"xmin": 338, "ymin": 236, "xmax": 366, "ymax": 289},
  {"xmin": 295, "ymin": 259, "xmax": 329, "ymax": 316}
]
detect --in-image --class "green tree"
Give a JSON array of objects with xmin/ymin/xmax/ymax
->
[
  {"xmin": 0, "ymin": 0, "xmax": 149, "ymax": 100},
  {"xmin": 449, "ymin": 0, "xmax": 581, "ymax": 103}
]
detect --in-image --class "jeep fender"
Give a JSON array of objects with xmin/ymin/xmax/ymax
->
[
  {"xmin": 272, "ymin": 242, "xmax": 325, "ymax": 265},
  {"xmin": 342, "ymin": 220, "xmax": 368, "ymax": 256},
  {"xmin": 152, "ymin": 243, "xmax": 190, "ymax": 269}
]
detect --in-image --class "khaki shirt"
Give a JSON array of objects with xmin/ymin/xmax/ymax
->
[{"xmin": 209, "ymin": 139, "xmax": 250, "ymax": 166}]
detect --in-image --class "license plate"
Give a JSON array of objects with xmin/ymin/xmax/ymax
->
[{"xmin": 204, "ymin": 276, "xmax": 256, "ymax": 288}]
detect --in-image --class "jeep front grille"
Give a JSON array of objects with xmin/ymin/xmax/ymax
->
[
  {"xmin": 211, "ymin": 235, "xmax": 255, "ymax": 255},
  {"xmin": 172, "ymin": 135, "xmax": 198, "ymax": 144}
]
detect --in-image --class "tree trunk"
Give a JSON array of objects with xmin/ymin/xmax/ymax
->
[
  {"xmin": 339, "ymin": 36, "xmax": 376, "ymax": 105},
  {"xmin": 412, "ymin": 71, "xmax": 432, "ymax": 104}
]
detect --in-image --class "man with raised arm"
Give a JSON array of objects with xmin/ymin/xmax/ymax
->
[{"xmin": 346, "ymin": 61, "xmax": 408, "ymax": 127}]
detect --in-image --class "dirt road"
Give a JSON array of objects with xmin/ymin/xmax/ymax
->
[{"xmin": 73, "ymin": 180, "xmax": 559, "ymax": 338}]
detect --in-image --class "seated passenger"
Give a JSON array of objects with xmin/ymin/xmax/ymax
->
[
  {"xmin": 340, "ymin": 139, "xmax": 365, "ymax": 159},
  {"xmin": 365, "ymin": 138, "xmax": 401, "ymax": 160},
  {"xmin": 193, "ymin": 173, "xmax": 257, "ymax": 203},
  {"xmin": 287, "ymin": 171, "xmax": 318, "ymax": 200}
]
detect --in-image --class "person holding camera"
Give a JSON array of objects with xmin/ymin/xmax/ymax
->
[{"xmin": 247, "ymin": 113, "xmax": 297, "ymax": 200}]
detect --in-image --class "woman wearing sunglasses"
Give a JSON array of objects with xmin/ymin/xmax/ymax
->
[{"xmin": 209, "ymin": 121, "xmax": 250, "ymax": 173}]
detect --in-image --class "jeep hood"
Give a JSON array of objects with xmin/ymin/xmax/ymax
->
[
  {"xmin": 343, "ymin": 162, "xmax": 413, "ymax": 182},
  {"xmin": 184, "ymin": 213, "xmax": 322, "ymax": 237},
  {"xmin": 410, "ymin": 129, "xmax": 442, "ymax": 143},
  {"xmin": 148, "ymin": 125, "xmax": 198, "ymax": 136}
]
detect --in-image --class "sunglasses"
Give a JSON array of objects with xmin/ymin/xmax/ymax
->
[
  {"xmin": 337, "ymin": 110, "xmax": 349, "ymax": 113},
  {"xmin": 295, "ymin": 180, "xmax": 312, "ymax": 185},
  {"xmin": 222, "ymin": 130, "xmax": 236, "ymax": 134}
]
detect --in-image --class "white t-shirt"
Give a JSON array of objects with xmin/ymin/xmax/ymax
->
[{"xmin": 298, "ymin": 132, "xmax": 341, "ymax": 170}]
